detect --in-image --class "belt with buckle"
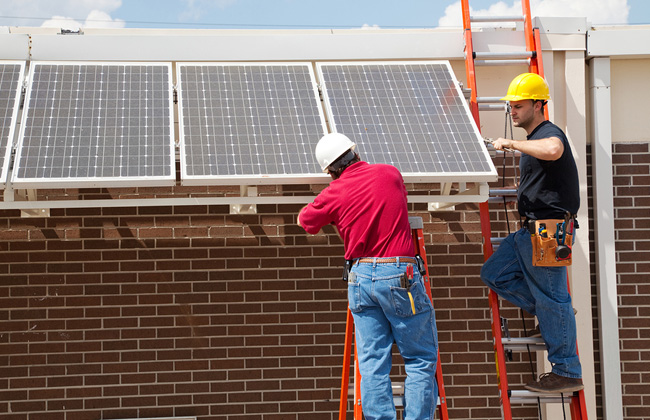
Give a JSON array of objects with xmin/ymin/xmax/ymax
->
[{"xmin": 356, "ymin": 257, "xmax": 417, "ymax": 264}]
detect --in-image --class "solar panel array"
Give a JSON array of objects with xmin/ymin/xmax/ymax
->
[
  {"xmin": 317, "ymin": 61, "xmax": 495, "ymax": 180},
  {"xmin": 12, "ymin": 62, "xmax": 175, "ymax": 188},
  {"xmin": 177, "ymin": 63, "xmax": 327, "ymax": 185},
  {"xmin": 0, "ymin": 61, "xmax": 25, "ymax": 189},
  {"xmin": 4, "ymin": 60, "xmax": 494, "ymax": 191}
]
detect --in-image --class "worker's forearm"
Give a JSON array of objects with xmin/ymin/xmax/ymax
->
[{"xmin": 494, "ymin": 136, "xmax": 564, "ymax": 161}]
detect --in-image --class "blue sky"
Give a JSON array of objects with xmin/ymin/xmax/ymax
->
[{"xmin": 0, "ymin": 0, "xmax": 648, "ymax": 30}]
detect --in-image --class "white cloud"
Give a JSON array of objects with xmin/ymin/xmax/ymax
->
[
  {"xmin": 0, "ymin": 0, "xmax": 123, "ymax": 28},
  {"xmin": 438, "ymin": 0, "xmax": 630, "ymax": 27},
  {"xmin": 82, "ymin": 10, "xmax": 125, "ymax": 28},
  {"xmin": 40, "ymin": 10, "xmax": 125, "ymax": 30},
  {"xmin": 40, "ymin": 16, "xmax": 84, "ymax": 30}
]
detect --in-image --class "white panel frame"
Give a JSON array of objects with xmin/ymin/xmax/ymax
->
[
  {"xmin": 11, "ymin": 61, "xmax": 176, "ymax": 188},
  {"xmin": 0, "ymin": 60, "xmax": 25, "ymax": 189},
  {"xmin": 177, "ymin": 62, "xmax": 329, "ymax": 186},
  {"xmin": 316, "ymin": 60, "xmax": 498, "ymax": 183}
]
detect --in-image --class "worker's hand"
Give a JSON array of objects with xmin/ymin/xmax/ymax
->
[
  {"xmin": 297, "ymin": 205, "xmax": 308, "ymax": 229},
  {"xmin": 492, "ymin": 137, "xmax": 515, "ymax": 151}
]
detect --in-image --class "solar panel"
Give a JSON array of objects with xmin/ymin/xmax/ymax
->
[
  {"xmin": 0, "ymin": 61, "xmax": 25, "ymax": 189},
  {"xmin": 177, "ymin": 63, "xmax": 328, "ymax": 185},
  {"xmin": 12, "ymin": 62, "xmax": 175, "ymax": 188},
  {"xmin": 316, "ymin": 61, "xmax": 497, "ymax": 182}
]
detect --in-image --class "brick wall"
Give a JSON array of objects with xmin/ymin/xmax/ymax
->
[
  {"xmin": 0, "ymin": 177, "xmax": 542, "ymax": 420},
  {"xmin": 607, "ymin": 143, "xmax": 650, "ymax": 420},
  {"xmin": 1, "ymin": 143, "xmax": 648, "ymax": 420}
]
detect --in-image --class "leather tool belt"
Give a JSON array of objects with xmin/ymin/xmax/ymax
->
[{"xmin": 526, "ymin": 216, "xmax": 576, "ymax": 267}]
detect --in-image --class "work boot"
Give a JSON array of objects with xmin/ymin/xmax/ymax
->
[{"xmin": 525, "ymin": 372, "xmax": 584, "ymax": 394}]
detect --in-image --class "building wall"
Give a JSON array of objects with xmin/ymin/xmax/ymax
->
[
  {"xmin": 608, "ymin": 142, "xmax": 650, "ymax": 420},
  {"xmin": 610, "ymin": 59, "xmax": 650, "ymax": 143},
  {"xmin": 0, "ymin": 175, "xmax": 537, "ymax": 420}
]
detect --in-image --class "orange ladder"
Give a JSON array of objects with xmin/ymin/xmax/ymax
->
[
  {"xmin": 338, "ymin": 216, "xmax": 449, "ymax": 420},
  {"xmin": 461, "ymin": 0, "xmax": 588, "ymax": 419}
]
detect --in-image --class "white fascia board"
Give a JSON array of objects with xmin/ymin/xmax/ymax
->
[
  {"xmin": 28, "ymin": 30, "xmax": 464, "ymax": 61},
  {"xmin": 542, "ymin": 33, "xmax": 586, "ymax": 52},
  {"xmin": 0, "ymin": 34, "xmax": 30, "ymax": 60},
  {"xmin": 16, "ymin": 25, "xmax": 594, "ymax": 62},
  {"xmin": 587, "ymin": 26, "xmax": 650, "ymax": 58},
  {"xmin": 534, "ymin": 17, "xmax": 588, "ymax": 35}
]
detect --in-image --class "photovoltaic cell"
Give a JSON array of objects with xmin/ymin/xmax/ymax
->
[
  {"xmin": 317, "ymin": 61, "xmax": 496, "ymax": 182},
  {"xmin": 12, "ymin": 62, "xmax": 175, "ymax": 188},
  {"xmin": 177, "ymin": 63, "xmax": 327, "ymax": 185},
  {"xmin": 0, "ymin": 61, "xmax": 25, "ymax": 189}
]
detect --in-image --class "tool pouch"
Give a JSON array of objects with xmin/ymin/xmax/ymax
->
[
  {"xmin": 342, "ymin": 259, "xmax": 353, "ymax": 282},
  {"xmin": 529, "ymin": 218, "xmax": 574, "ymax": 267}
]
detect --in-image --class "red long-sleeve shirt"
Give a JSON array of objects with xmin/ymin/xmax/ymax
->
[{"xmin": 299, "ymin": 161, "xmax": 415, "ymax": 260}]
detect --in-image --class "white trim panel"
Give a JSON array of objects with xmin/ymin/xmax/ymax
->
[
  {"xmin": 587, "ymin": 27, "xmax": 650, "ymax": 58},
  {"xmin": 28, "ymin": 31, "xmax": 464, "ymax": 62},
  {"xmin": 0, "ymin": 34, "xmax": 30, "ymax": 60}
]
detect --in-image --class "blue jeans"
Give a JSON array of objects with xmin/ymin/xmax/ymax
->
[
  {"xmin": 480, "ymin": 228, "xmax": 581, "ymax": 378},
  {"xmin": 348, "ymin": 258, "xmax": 438, "ymax": 420}
]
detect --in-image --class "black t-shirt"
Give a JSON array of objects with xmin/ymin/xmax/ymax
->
[{"xmin": 517, "ymin": 120, "xmax": 580, "ymax": 220}]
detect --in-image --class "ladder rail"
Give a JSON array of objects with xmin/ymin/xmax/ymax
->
[
  {"xmin": 461, "ymin": 0, "xmax": 481, "ymax": 126},
  {"xmin": 489, "ymin": 289, "xmax": 513, "ymax": 417},
  {"xmin": 338, "ymin": 308, "xmax": 354, "ymax": 420}
]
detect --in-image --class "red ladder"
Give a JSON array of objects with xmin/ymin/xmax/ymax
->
[
  {"xmin": 338, "ymin": 216, "xmax": 449, "ymax": 420},
  {"xmin": 461, "ymin": 0, "xmax": 588, "ymax": 419}
]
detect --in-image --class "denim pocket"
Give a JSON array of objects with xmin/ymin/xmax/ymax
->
[
  {"xmin": 390, "ymin": 278, "xmax": 431, "ymax": 317},
  {"xmin": 348, "ymin": 282, "xmax": 362, "ymax": 313}
]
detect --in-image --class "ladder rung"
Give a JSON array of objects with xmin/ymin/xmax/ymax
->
[
  {"xmin": 479, "ymin": 104, "xmax": 507, "ymax": 111},
  {"xmin": 477, "ymin": 96, "xmax": 504, "ymax": 103},
  {"xmin": 487, "ymin": 196, "xmax": 516, "ymax": 203},
  {"xmin": 502, "ymin": 337, "xmax": 547, "ymax": 351},
  {"xmin": 470, "ymin": 15, "xmax": 525, "ymax": 23},
  {"xmin": 508, "ymin": 389, "xmax": 577, "ymax": 404},
  {"xmin": 474, "ymin": 51, "xmax": 534, "ymax": 60},
  {"xmin": 489, "ymin": 188, "xmax": 518, "ymax": 197},
  {"xmin": 475, "ymin": 59, "xmax": 531, "ymax": 67},
  {"xmin": 490, "ymin": 237, "xmax": 505, "ymax": 245}
]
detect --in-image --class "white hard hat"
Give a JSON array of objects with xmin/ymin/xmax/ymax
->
[{"xmin": 314, "ymin": 133, "xmax": 357, "ymax": 173}]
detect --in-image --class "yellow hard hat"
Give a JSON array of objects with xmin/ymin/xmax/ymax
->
[{"xmin": 501, "ymin": 73, "xmax": 550, "ymax": 101}]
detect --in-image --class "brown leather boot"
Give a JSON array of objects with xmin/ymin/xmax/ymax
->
[{"xmin": 525, "ymin": 372, "xmax": 584, "ymax": 394}]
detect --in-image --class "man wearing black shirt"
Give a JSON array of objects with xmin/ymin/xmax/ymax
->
[{"xmin": 481, "ymin": 73, "xmax": 583, "ymax": 394}]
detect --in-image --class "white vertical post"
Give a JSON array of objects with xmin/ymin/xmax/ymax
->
[
  {"xmin": 589, "ymin": 56, "xmax": 624, "ymax": 420},
  {"xmin": 564, "ymin": 49, "xmax": 597, "ymax": 420},
  {"xmin": 542, "ymin": 49, "xmax": 597, "ymax": 420}
]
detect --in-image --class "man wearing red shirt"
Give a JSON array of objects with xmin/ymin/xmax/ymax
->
[{"xmin": 299, "ymin": 133, "xmax": 439, "ymax": 420}]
